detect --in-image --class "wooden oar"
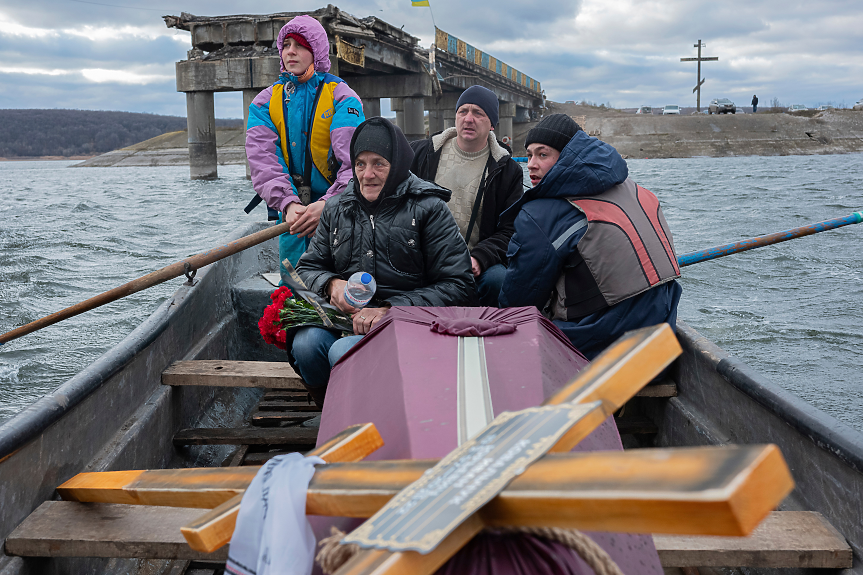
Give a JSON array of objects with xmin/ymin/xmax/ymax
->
[
  {"xmin": 678, "ymin": 211, "xmax": 862, "ymax": 266},
  {"xmin": 0, "ymin": 222, "xmax": 290, "ymax": 346}
]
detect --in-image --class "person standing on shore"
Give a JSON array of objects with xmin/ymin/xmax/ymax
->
[
  {"xmin": 409, "ymin": 86, "xmax": 524, "ymax": 307},
  {"xmin": 499, "ymin": 114, "xmax": 682, "ymax": 359},
  {"xmin": 245, "ymin": 15, "xmax": 365, "ymax": 277},
  {"xmin": 752, "ymin": 95, "xmax": 759, "ymax": 113}
]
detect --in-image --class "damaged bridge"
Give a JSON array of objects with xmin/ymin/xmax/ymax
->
[{"xmin": 164, "ymin": 4, "xmax": 544, "ymax": 179}]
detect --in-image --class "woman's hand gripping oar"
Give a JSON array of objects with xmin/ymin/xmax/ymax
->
[{"xmin": 0, "ymin": 222, "xmax": 292, "ymax": 346}]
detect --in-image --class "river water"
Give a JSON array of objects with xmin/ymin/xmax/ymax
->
[{"xmin": 1, "ymin": 154, "xmax": 862, "ymax": 431}]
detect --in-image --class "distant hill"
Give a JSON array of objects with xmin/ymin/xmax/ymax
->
[{"xmin": 0, "ymin": 109, "xmax": 242, "ymax": 158}]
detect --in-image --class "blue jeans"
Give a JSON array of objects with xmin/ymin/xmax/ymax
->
[
  {"xmin": 291, "ymin": 327, "xmax": 363, "ymax": 389},
  {"xmin": 476, "ymin": 263, "xmax": 507, "ymax": 307}
]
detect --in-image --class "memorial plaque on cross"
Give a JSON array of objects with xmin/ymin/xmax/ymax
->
[{"xmin": 342, "ymin": 402, "xmax": 605, "ymax": 552}]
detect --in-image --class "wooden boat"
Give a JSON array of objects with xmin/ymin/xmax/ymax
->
[{"xmin": 0, "ymin": 221, "xmax": 857, "ymax": 574}]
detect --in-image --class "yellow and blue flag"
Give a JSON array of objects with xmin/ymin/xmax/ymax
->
[{"xmin": 412, "ymin": 0, "xmax": 430, "ymax": 6}]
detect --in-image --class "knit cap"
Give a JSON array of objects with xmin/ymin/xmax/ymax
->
[
  {"xmin": 284, "ymin": 32, "xmax": 312, "ymax": 54},
  {"xmin": 525, "ymin": 114, "xmax": 581, "ymax": 152},
  {"xmin": 456, "ymin": 86, "xmax": 499, "ymax": 127},
  {"xmin": 351, "ymin": 121, "xmax": 393, "ymax": 163}
]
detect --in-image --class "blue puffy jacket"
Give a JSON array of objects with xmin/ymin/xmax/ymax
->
[{"xmin": 499, "ymin": 131, "xmax": 682, "ymax": 359}]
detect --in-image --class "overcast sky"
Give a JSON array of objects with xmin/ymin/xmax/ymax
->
[{"xmin": 1, "ymin": 0, "xmax": 861, "ymax": 118}]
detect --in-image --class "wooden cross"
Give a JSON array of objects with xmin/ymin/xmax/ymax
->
[
  {"xmin": 680, "ymin": 39, "xmax": 719, "ymax": 111},
  {"xmin": 56, "ymin": 325, "xmax": 795, "ymax": 574}
]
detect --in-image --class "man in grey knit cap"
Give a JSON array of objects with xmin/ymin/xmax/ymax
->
[{"xmin": 410, "ymin": 85, "xmax": 524, "ymax": 307}]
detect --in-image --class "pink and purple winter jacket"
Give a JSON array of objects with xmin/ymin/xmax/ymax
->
[{"xmin": 246, "ymin": 16, "xmax": 365, "ymax": 212}]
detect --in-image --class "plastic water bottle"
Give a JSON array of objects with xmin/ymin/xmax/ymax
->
[{"xmin": 344, "ymin": 272, "xmax": 376, "ymax": 308}]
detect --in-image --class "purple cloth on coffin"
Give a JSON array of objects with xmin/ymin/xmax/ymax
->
[
  {"xmin": 310, "ymin": 307, "xmax": 663, "ymax": 575},
  {"xmin": 429, "ymin": 317, "xmax": 517, "ymax": 336}
]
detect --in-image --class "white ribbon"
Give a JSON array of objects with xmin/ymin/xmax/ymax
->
[{"xmin": 226, "ymin": 453, "xmax": 326, "ymax": 575}]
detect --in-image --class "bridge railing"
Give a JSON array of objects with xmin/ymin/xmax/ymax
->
[{"xmin": 434, "ymin": 27, "xmax": 541, "ymax": 95}]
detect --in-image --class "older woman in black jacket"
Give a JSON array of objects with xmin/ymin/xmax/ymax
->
[{"xmin": 292, "ymin": 117, "xmax": 476, "ymax": 403}]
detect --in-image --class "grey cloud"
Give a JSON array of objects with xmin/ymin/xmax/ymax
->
[
  {"xmin": 1, "ymin": 0, "xmax": 861, "ymax": 115},
  {"xmin": 0, "ymin": 33, "xmax": 186, "ymax": 70},
  {"xmin": 0, "ymin": 72, "xmax": 182, "ymax": 114}
]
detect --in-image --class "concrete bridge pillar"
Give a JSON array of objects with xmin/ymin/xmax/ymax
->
[
  {"xmin": 497, "ymin": 101, "xmax": 516, "ymax": 147},
  {"xmin": 363, "ymin": 97, "xmax": 381, "ymax": 119},
  {"xmin": 443, "ymin": 108, "xmax": 456, "ymax": 130},
  {"xmin": 186, "ymin": 91, "xmax": 217, "ymax": 180},
  {"xmin": 427, "ymin": 109, "xmax": 444, "ymax": 134},
  {"xmin": 403, "ymin": 97, "xmax": 425, "ymax": 141},
  {"xmin": 390, "ymin": 98, "xmax": 405, "ymax": 131},
  {"xmin": 242, "ymin": 88, "xmax": 257, "ymax": 180}
]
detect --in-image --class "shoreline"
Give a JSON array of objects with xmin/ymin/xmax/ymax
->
[
  {"xmin": 0, "ymin": 155, "xmax": 96, "ymax": 162},
  {"xmin": 9, "ymin": 106, "xmax": 863, "ymax": 165}
]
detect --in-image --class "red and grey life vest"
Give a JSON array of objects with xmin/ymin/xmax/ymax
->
[{"xmin": 550, "ymin": 178, "xmax": 680, "ymax": 321}]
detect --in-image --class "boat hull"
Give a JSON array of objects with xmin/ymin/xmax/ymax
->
[
  {"xmin": 644, "ymin": 321, "xmax": 863, "ymax": 572},
  {"xmin": 0, "ymin": 222, "xmax": 282, "ymax": 575},
  {"xmin": 1, "ymin": 221, "xmax": 862, "ymax": 573}
]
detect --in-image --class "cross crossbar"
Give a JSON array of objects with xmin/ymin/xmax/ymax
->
[
  {"xmin": 59, "ymin": 324, "xmax": 682, "ymax": 553},
  {"xmin": 58, "ymin": 445, "xmax": 792, "ymax": 537},
  {"xmin": 49, "ymin": 324, "xmax": 793, "ymax": 574},
  {"xmin": 40, "ymin": 325, "xmax": 793, "ymax": 575}
]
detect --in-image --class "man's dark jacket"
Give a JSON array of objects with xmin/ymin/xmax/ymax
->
[
  {"xmin": 409, "ymin": 130, "xmax": 524, "ymax": 272},
  {"xmin": 499, "ymin": 130, "xmax": 682, "ymax": 359},
  {"xmin": 297, "ymin": 119, "xmax": 476, "ymax": 307}
]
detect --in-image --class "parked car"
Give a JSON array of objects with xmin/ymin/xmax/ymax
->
[
  {"xmin": 636, "ymin": 106, "xmax": 652, "ymax": 114},
  {"xmin": 787, "ymin": 104, "xmax": 809, "ymax": 112},
  {"xmin": 816, "ymin": 105, "xmax": 834, "ymax": 111},
  {"xmin": 708, "ymin": 98, "xmax": 736, "ymax": 114},
  {"xmin": 662, "ymin": 105, "xmax": 680, "ymax": 115},
  {"xmin": 736, "ymin": 108, "xmax": 746, "ymax": 114},
  {"xmin": 854, "ymin": 99, "xmax": 863, "ymax": 111}
]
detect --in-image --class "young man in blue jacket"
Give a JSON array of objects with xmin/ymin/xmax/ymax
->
[{"xmin": 499, "ymin": 114, "xmax": 682, "ymax": 359}]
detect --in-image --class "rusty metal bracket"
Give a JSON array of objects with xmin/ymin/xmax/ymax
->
[{"xmin": 183, "ymin": 262, "xmax": 198, "ymax": 286}]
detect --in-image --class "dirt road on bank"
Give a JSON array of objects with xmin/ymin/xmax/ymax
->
[{"xmin": 513, "ymin": 101, "xmax": 863, "ymax": 158}]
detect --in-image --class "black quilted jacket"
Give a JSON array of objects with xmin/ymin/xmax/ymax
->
[{"xmin": 297, "ymin": 119, "xmax": 476, "ymax": 307}]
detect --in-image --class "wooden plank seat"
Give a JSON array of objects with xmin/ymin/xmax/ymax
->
[
  {"xmin": 257, "ymin": 399, "xmax": 320, "ymax": 412},
  {"xmin": 161, "ymin": 360, "xmax": 303, "ymax": 390},
  {"xmin": 241, "ymin": 451, "xmax": 297, "ymax": 465},
  {"xmin": 262, "ymin": 390, "xmax": 311, "ymax": 401},
  {"xmin": 5, "ymin": 501, "xmax": 229, "ymax": 562},
  {"xmin": 173, "ymin": 426, "xmax": 319, "ymax": 447},
  {"xmin": 8, "ymin": 506, "xmax": 848, "ymax": 570},
  {"xmin": 614, "ymin": 414, "xmax": 659, "ymax": 435},
  {"xmin": 636, "ymin": 378, "xmax": 677, "ymax": 398},
  {"xmin": 250, "ymin": 410, "xmax": 319, "ymax": 426},
  {"xmin": 653, "ymin": 511, "xmax": 852, "ymax": 569}
]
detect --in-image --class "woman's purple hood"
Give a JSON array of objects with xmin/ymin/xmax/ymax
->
[{"xmin": 277, "ymin": 15, "xmax": 331, "ymax": 74}]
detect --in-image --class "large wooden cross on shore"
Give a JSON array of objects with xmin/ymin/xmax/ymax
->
[
  {"xmin": 57, "ymin": 325, "xmax": 794, "ymax": 575},
  {"xmin": 680, "ymin": 39, "xmax": 719, "ymax": 112}
]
